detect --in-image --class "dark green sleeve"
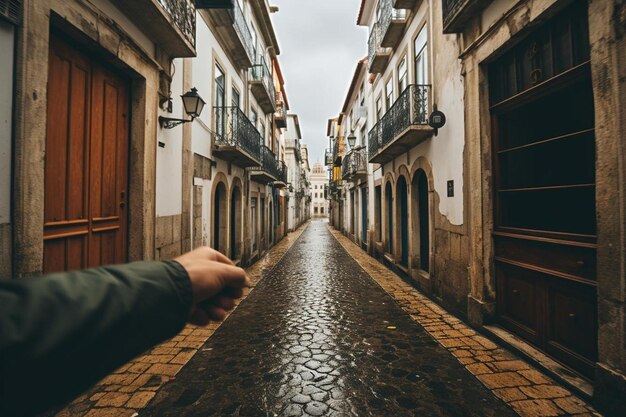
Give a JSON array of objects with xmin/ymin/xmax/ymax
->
[{"xmin": 0, "ymin": 260, "xmax": 193, "ymax": 416}]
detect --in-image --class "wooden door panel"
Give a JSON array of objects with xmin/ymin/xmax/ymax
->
[
  {"xmin": 496, "ymin": 262, "xmax": 540, "ymax": 342},
  {"xmin": 546, "ymin": 279, "xmax": 597, "ymax": 377},
  {"xmin": 44, "ymin": 36, "xmax": 91, "ymax": 273},
  {"xmin": 88, "ymin": 65, "xmax": 128, "ymax": 267}
]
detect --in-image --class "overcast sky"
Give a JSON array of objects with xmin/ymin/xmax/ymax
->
[{"xmin": 272, "ymin": 0, "xmax": 367, "ymax": 165}]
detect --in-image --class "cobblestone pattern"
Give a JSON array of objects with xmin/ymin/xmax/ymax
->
[
  {"xmin": 139, "ymin": 220, "xmax": 518, "ymax": 416},
  {"xmin": 328, "ymin": 226, "xmax": 602, "ymax": 417},
  {"xmin": 55, "ymin": 223, "xmax": 309, "ymax": 417}
]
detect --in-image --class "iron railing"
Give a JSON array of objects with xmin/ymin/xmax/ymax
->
[
  {"xmin": 368, "ymin": 84, "xmax": 431, "ymax": 159},
  {"xmin": 249, "ymin": 55, "xmax": 276, "ymax": 107},
  {"xmin": 214, "ymin": 106, "xmax": 262, "ymax": 163},
  {"xmin": 368, "ymin": 22, "xmax": 384, "ymax": 71},
  {"xmin": 231, "ymin": 0, "xmax": 255, "ymax": 64},
  {"xmin": 251, "ymin": 146, "xmax": 287, "ymax": 182},
  {"xmin": 157, "ymin": 0, "xmax": 196, "ymax": 48},
  {"xmin": 442, "ymin": 0, "xmax": 468, "ymax": 30},
  {"xmin": 342, "ymin": 148, "xmax": 368, "ymax": 180},
  {"xmin": 380, "ymin": 0, "xmax": 407, "ymax": 39}
]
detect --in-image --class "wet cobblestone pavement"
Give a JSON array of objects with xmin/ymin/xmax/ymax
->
[{"xmin": 140, "ymin": 221, "xmax": 517, "ymax": 416}]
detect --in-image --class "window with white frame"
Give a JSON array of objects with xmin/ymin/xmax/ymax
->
[
  {"xmin": 385, "ymin": 78, "xmax": 393, "ymax": 110},
  {"xmin": 398, "ymin": 55, "xmax": 408, "ymax": 93},
  {"xmin": 414, "ymin": 26, "xmax": 428, "ymax": 85}
]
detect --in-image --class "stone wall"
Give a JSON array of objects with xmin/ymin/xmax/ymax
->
[{"xmin": 155, "ymin": 214, "xmax": 183, "ymax": 260}]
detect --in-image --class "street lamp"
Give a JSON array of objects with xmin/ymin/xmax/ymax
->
[
  {"xmin": 159, "ymin": 88, "xmax": 206, "ymax": 129},
  {"xmin": 347, "ymin": 131, "xmax": 357, "ymax": 149}
]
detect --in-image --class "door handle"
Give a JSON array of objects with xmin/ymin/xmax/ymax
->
[{"xmin": 120, "ymin": 201, "xmax": 126, "ymax": 208}]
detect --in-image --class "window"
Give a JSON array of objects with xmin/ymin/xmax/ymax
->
[
  {"xmin": 376, "ymin": 96, "xmax": 383, "ymax": 122},
  {"xmin": 315, "ymin": 193, "xmax": 318, "ymax": 198},
  {"xmin": 360, "ymin": 125, "xmax": 367, "ymax": 147},
  {"xmin": 232, "ymin": 87, "xmax": 240, "ymax": 108},
  {"xmin": 385, "ymin": 78, "xmax": 393, "ymax": 110},
  {"xmin": 314, "ymin": 207, "xmax": 319, "ymax": 214},
  {"xmin": 251, "ymin": 24, "xmax": 258, "ymax": 60},
  {"xmin": 260, "ymin": 120, "xmax": 265, "ymax": 143},
  {"xmin": 398, "ymin": 56, "xmax": 408, "ymax": 93},
  {"xmin": 251, "ymin": 110, "xmax": 258, "ymax": 129},
  {"xmin": 215, "ymin": 65, "xmax": 226, "ymax": 135},
  {"xmin": 414, "ymin": 26, "xmax": 428, "ymax": 85},
  {"xmin": 321, "ymin": 207, "xmax": 325, "ymax": 214}
]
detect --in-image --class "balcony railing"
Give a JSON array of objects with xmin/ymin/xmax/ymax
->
[
  {"xmin": 231, "ymin": 0, "xmax": 256, "ymax": 63},
  {"xmin": 201, "ymin": 0, "xmax": 254, "ymax": 68},
  {"xmin": 342, "ymin": 148, "xmax": 368, "ymax": 180},
  {"xmin": 368, "ymin": 84, "xmax": 433, "ymax": 163},
  {"xmin": 249, "ymin": 145, "xmax": 287, "ymax": 184},
  {"xmin": 213, "ymin": 106, "xmax": 262, "ymax": 167},
  {"xmin": 442, "ymin": 0, "xmax": 490, "ymax": 33},
  {"xmin": 249, "ymin": 56, "xmax": 277, "ymax": 113},
  {"xmin": 111, "ymin": 0, "xmax": 196, "ymax": 57},
  {"xmin": 368, "ymin": 22, "xmax": 391, "ymax": 74},
  {"xmin": 379, "ymin": 0, "xmax": 408, "ymax": 47}
]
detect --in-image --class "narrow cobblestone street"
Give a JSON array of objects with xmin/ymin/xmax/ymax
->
[{"xmin": 139, "ymin": 221, "xmax": 517, "ymax": 416}]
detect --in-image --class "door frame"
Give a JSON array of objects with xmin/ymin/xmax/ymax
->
[{"xmin": 14, "ymin": 13, "xmax": 162, "ymax": 275}]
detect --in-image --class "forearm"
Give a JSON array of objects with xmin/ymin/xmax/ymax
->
[{"xmin": 0, "ymin": 261, "xmax": 193, "ymax": 416}]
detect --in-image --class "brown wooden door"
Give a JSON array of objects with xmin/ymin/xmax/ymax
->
[
  {"xmin": 490, "ymin": 2, "xmax": 597, "ymax": 379},
  {"xmin": 44, "ymin": 35, "xmax": 129, "ymax": 273}
]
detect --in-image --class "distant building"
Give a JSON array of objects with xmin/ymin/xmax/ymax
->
[{"xmin": 309, "ymin": 162, "xmax": 328, "ymax": 217}]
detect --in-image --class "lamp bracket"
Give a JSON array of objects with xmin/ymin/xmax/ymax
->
[{"xmin": 159, "ymin": 116, "xmax": 193, "ymax": 129}]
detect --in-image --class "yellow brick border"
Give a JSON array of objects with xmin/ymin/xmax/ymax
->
[
  {"xmin": 56, "ymin": 222, "xmax": 310, "ymax": 417},
  {"xmin": 328, "ymin": 226, "xmax": 602, "ymax": 417}
]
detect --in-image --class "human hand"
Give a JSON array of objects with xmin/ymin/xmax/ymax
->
[{"xmin": 174, "ymin": 247, "xmax": 251, "ymax": 325}]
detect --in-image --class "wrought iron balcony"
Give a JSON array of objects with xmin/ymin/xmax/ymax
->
[
  {"xmin": 442, "ymin": 0, "xmax": 491, "ymax": 33},
  {"xmin": 368, "ymin": 84, "xmax": 433, "ymax": 164},
  {"xmin": 275, "ymin": 100, "xmax": 287, "ymax": 129},
  {"xmin": 111, "ymin": 0, "xmax": 196, "ymax": 57},
  {"xmin": 249, "ymin": 56, "xmax": 277, "ymax": 114},
  {"xmin": 249, "ymin": 145, "xmax": 287, "ymax": 185},
  {"xmin": 213, "ymin": 106, "xmax": 262, "ymax": 167},
  {"xmin": 368, "ymin": 22, "xmax": 391, "ymax": 74},
  {"xmin": 342, "ymin": 148, "xmax": 368, "ymax": 181},
  {"xmin": 379, "ymin": 0, "xmax": 408, "ymax": 48},
  {"xmin": 200, "ymin": 0, "xmax": 255, "ymax": 68}
]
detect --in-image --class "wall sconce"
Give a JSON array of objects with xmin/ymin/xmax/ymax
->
[
  {"xmin": 159, "ymin": 88, "xmax": 206, "ymax": 129},
  {"xmin": 428, "ymin": 104, "xmax": 446, "ymax": 136},
  {"xmin": 347, "ymin": 131, "xmax": 357, "ymax": 149}
]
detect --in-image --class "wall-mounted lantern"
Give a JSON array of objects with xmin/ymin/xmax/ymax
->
[
  {"xmin": 428, "ymin": 105, "xmax": 446, "ymax": 136},
  {"xmin": 347, "ymin": 131, "xmax": 357, "ymax": 149},
  {"xmin": 159, "ymin": 88, "xmax": 206, "ymax": 129}
]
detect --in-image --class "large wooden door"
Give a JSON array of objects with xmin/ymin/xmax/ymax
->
[
  {"xmin": 490, "ymin": 2, "xmax": 596, "ymax": 379},
  {"xmin": 44, "ymin": 35, "xmax": 129, "ymax": 273}
]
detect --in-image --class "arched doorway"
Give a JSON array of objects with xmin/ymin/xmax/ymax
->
[
  {"xmin": 411, "ymin": 169, "xmax": 430, "ymax": 272},
  {"xmin": 213, "ymin": 182, "xmax": 228, "ymax": 254},
  {"xmin": 230, "ymin": 184, "xmax": 242, "ymax": 260},
  {"xmin": 385, "ymin": 181, "xmax": 393, "ymax": 254},
  {"xmin": 269, "ymin": 201, "xmax": 274, "ymax": 245},
  {"xmin": 396, "ymin": 176, "xmax": 409, "ymax": 266}
]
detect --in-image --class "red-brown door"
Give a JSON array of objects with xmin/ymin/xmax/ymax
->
[{"xmin": 44, "ymin": 35, "xmax": 129, "ymax": 273}]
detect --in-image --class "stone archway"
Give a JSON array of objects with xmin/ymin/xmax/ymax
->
[
  {"xmin": 384, "ymin": 180, "xmax": 394, "ymax": 255},
  {"xmin": 410, "ymin": 157, "xmax": 435, "ymax": 277}
]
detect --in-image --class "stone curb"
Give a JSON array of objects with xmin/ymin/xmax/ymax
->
[{"xmin": 327, "ymin": 225, "xmax": 602, "ymax": 417}]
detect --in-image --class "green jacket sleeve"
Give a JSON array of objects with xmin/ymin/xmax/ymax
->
[{"xmin": 0, "ymin": 260, "xmax": 193, "ymax": 417}]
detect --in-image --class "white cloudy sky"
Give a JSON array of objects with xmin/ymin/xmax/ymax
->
[{"xmin": 271, "ymin": 0, "xmax": 368, "ymax": 165}]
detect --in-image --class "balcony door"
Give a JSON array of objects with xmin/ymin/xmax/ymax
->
[
  {"xmin": 414, "ymin": 26, "xmax": 428, "ymax": 85},
  {"xmin": 215, "ymin": 65, "xmax": 225, "ymax": 137},
  {"xmin": 44, "ymin": 34, "xmax": 129, "ymax": 273}
]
